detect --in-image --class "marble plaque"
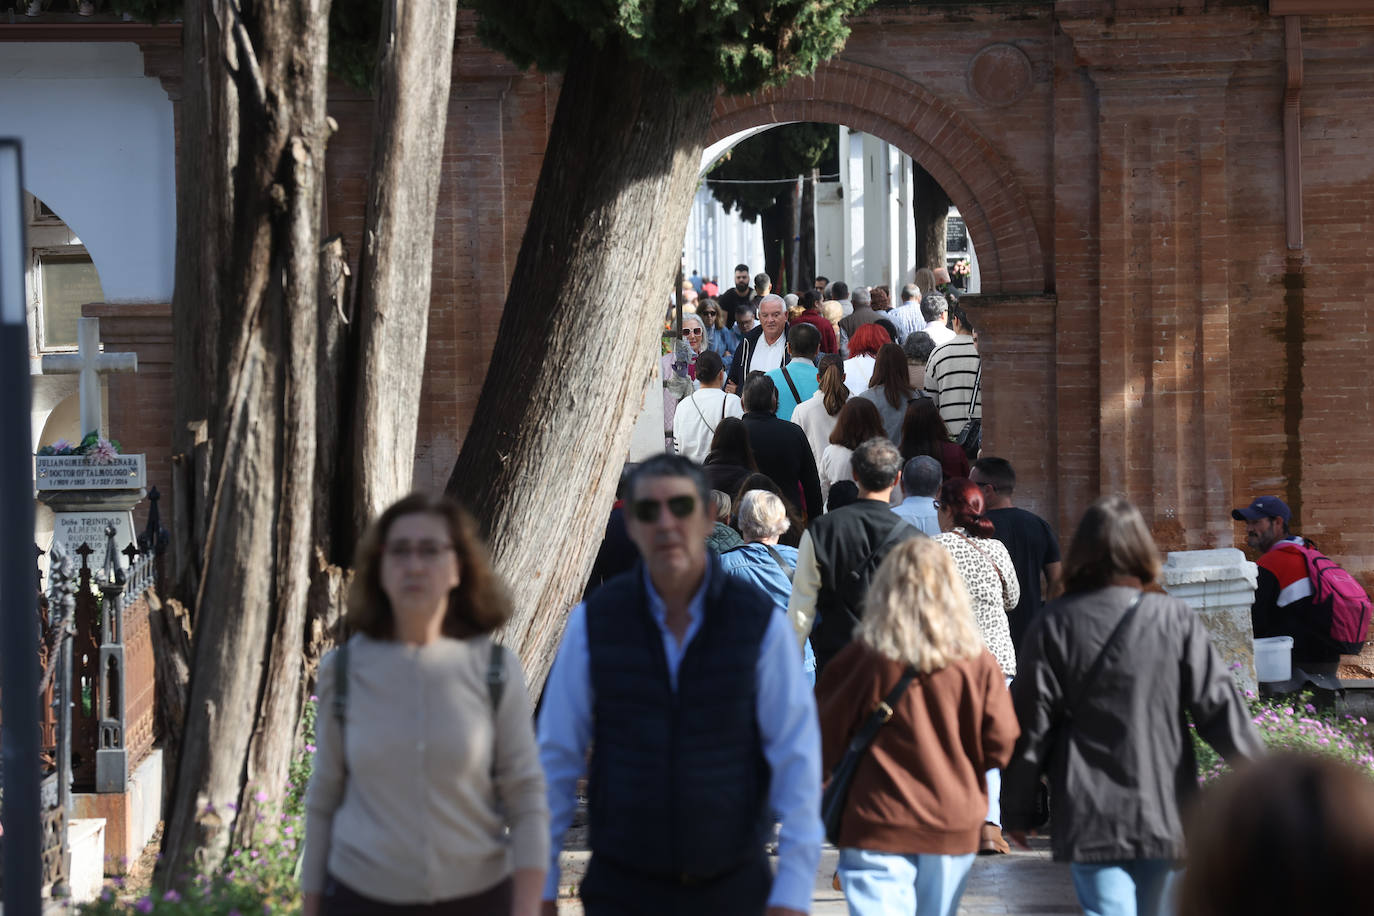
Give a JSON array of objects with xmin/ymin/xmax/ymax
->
[
  {"xmin": 36, "ymin": 454, "xmax": 146, "ymax": 491},
  {"xmin": 52, "ymin": 511, "xmax": 137, "ymax": 572}
]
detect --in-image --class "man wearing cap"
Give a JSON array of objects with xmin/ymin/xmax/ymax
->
[{"xmin": 1233, "ymin": 496, "xmax": 1340, "ymax": 673}]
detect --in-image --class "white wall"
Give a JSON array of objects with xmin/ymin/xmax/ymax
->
[
  {"xmin": 681, "ymin": 184, "xmax": 766, "ymax": 288},
  {"xmin": 0, "ymin": 43, "xmax": 176, "ymax": 303}
]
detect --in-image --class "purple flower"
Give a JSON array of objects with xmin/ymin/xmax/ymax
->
[
  {"xmin": 88, "ymin": 437, "xmax": 119, "ymax": 465},
  {"xmin": 305, "ymin": 743, "xmax": 317, "ymax": 753},
  {"xmin": 162, "ymin": 890, "xmax": 181, "ymax": 902},
  {"xmin": 135, "ymin": 897, "xmax": 154, "ymax": 914},
  {"xmin": 254, "ymin": 790, "xmax": 269, "ymax": 803},
  {"xmin": 309, "ymin": 694, "xmax": 318, "ymax": 702}
]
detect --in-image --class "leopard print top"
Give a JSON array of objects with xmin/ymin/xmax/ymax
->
[{"xmin": 936, "ymin": 529, "xmax": 1021, "ymax": 676}]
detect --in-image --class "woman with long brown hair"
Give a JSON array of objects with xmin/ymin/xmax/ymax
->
[
  {"xmin": 303, "ymin": 493, "xmax": 548, "ymax": 916},
  {"xmin": 899, "ymin": 398, "xmax": 970, "ymax": 481},
  {"xmin": 1002, "ymin": 496, "xmax": 1261, "ymax": 916},
  {"xmin": 792, "ymin": 354, "xmax": 849, "ymax": 472},
  {"xmin": 859, "ymin": 342, "xmax": 923, "ymax": 442},
  {"xmin": 934, "ymin": 477, "xmax": 1019, "ymax": 856},
  {"xmin": 820, "ymin": 398, "xmax": 886, "ymax": 509}
]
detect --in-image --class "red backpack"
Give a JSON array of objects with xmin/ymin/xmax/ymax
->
[{"xmin": 1286, "ymin": 542, "xmax": 1374, "ymax": 654}]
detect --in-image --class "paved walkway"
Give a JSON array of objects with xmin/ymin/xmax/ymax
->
[{"xmin": 552, "ymin": 836, "xmax": 1080, "ymax": 914}]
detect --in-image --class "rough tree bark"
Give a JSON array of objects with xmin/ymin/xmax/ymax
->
[
  {"xmin": 800, "ymin": 174, "xmax": 816, "ymax": 288},
  {"xmin": 160, "ymin": 0, "xmax": 457, "ymax": 880},
  {"xmin": 161, "ymin": 0, "xmax": 332, "ymax": 879},
  {"xmin": 913, "ymin": 162, "xmax": 950, "ymax": 271},
  {"xmin": 345, "ymin": 0, "xmax": 458, "ymax": 536},
  {"xmin": 445, "ymin": 40, "xmax": 713, "ymax": 692}
]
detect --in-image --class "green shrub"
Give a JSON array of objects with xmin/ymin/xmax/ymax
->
[
  {"xmin": 81, "ymin": 698, "xmax": 318, "ymax": 915},
  {"xmin": 1195, "ymin": 691, "xmax": 1374, "ymax": 783}
]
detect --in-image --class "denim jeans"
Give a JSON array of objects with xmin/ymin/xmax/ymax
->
[
  {"xmin": 837, "ymin": 847, "xmax": 976, "ymax": 916},
  {"xmin": 1070, "ymin": 859, "xmax": 1182, "ymax": 916}
]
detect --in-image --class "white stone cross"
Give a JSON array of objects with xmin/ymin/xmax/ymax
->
[{"xmin": 40, "ymin": 316, "xmax": 137, "ymax": 440}]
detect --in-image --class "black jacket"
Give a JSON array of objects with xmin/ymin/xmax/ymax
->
[
  {"xmin": 740, "ymin": 411, "xmax": 823, "ymax": 522},
  {"xmin": 727, "ymin": 325, "xmax": 765, "ymax": 390},
  {"xmin": 1001, "ymin": 587, "xmax": 1264, "ymax": 862}
]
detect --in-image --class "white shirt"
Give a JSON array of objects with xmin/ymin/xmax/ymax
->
[
  {"xmin": 819, "ymin": 444, "xmax": 854, "ymax": 508},
  {"xmin": 791, "ymin": 391, "xmax": 839, "ymax": 472},
  {"xmin": 751, "ymin": 332, "xmax": 788, "ymax": 373},
  {"xmin": 671, "ymin": 387, "xmax": 744, "ymax": 463},
  {"xmin": 924, "ymin": 321, "xmax": 955, "ymax": 346},
  {"xmin": 843, "ymin": 354, "xmax": 876, "ymax": 396}
]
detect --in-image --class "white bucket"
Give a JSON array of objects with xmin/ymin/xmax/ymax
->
[{"xmin": 1254, "ymin": 636, "xmax": 1294, "ymax": 683}]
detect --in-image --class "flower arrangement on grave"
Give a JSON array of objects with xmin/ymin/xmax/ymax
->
[
  {"xmin": 37, "ymin": 431, "xmax": 123, "ymax": 464},
  {"xmin": 950, "ymin": 258, "xmax": 972, "ymax": 288}
]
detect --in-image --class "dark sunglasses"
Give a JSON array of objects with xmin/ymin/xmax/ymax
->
[
  {"xmin": 631, "ymin": 495, "xmax": 697, "ymax": 522},
  {"xmin": 702, "ymin": 310, "xmax": 719, "ymax": 317}
]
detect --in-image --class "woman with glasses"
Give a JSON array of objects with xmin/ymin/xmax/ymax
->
[
  {"xmin": 303, "ymin": 493, "xmax": 548, "ymax": 916},
  {"xmin": 1002, "ymin": 496, "xmax": 1262, "ymax": 916},
  {"xmin": 817, "ymin": 536, "xmax": 1019, "ymax": 916},
  {"xmin": 698, "ymin": 298, "xmax": 736, "ymax": 373},
  {"xmin": 933, "ymin": 477, "xmax": 1019, "ymax": 855},
  {"xmin": 660, "ymin": 313, "xmax": 708, "ymax": 437}
]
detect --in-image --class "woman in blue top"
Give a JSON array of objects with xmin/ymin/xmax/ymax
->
[
  {"xmin": 698, "ymin": 298, "xmax": 736, "ymax": 374},
  {"xmin": 718, "ymin": 489, "xmax": 816, "ymax": 685}
]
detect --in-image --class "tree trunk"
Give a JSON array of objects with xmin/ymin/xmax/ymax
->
[
  {"xmin": 160, "ymin": 0, "xmax": 332, "ymax": 880},
  {"xmin": 799, "ymin": 173, "xmax": 816, "ymax": 289},
  {"xmin": 445, "ymin": 40, "xmax": 713, "ymax": 694},
  {"xmin": 759, "ymin": 195, "xmax": 790, "ymax": 294},
  {"xmin": 346, "ymin": 0, "xmax": 459, "ymax": 537},
  {"xmin": 913, "ymin": 163, "xmax": 950, "ymax": 271}
]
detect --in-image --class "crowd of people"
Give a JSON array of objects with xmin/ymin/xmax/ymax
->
[{"xmin": 297, "ymin": 265, "xmax": 1371, "ymax": 916}]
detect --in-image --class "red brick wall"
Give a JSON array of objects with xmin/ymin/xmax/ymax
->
[{"xmin": 64, "ymin": 1, "xmax": 1374, "ymax": 582}]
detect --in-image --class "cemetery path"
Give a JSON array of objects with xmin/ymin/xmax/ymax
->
[{"xmin": 552, "ymin": 833, "xmax": 1081, "ymax": 914}]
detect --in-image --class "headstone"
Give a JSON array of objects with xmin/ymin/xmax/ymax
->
[
  {"xmin": 34, "ymin": 316, "xmax": 145, "ymax": 575},
  {"xmin": 1161, "ymin": 548, "xmax": 1258, "ymax": 695}
]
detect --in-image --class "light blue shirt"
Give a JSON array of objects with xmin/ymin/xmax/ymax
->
[
  {"xmin": 893, "ymin": 495, "xmax": 942, "ymax": 536},
  {"xmin": 767, "ymin": 358, "xmax": 820, "ymax": 421},
  {"xmin": 537, "ymin": 563, "xmax": 823, "ymax": 910}
]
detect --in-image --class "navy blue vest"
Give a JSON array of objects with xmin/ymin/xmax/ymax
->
[{"xmin": 585, "ymin": 558, "xmax": 773, "ymax": 879}]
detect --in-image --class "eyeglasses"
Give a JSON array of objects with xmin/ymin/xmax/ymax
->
[
  {"xmin": 681, "ymin": 328, "xmax": 703, "ymax": 337},
  {"xmin": 384, "ymin": 540, "xmax": 455, "ymax": 562},
  {"xmin": 702, "ymin": 310, "xmax": 718, "ymax": 317},
  {"xmin": 630, "ymin": 495, "xmax": 697, "ymax": 522}
]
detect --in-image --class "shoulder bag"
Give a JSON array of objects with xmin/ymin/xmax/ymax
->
[
  {"xmin": 779, "ymin": 363, "xmax": 804, "ymax": 405},
  {"xmin": 820, "ymin": 666, "xmax": 918, "ymax": 844},
  {"xmin": 954, "ymin": 360, "xmax": 982, "ymax": 459}
]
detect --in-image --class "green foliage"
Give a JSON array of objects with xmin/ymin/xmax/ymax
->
[
  {"xmin": 1194, "ymin": 691, "xmax": 1374, "ymax": 784},
  {"xmin": 329, "ymin": 0, "xmax": 385, "ymax": 91},
  {"xmin": 472, "ymin": 0, "xmax": 878, "ymax": 95},
  {"xmin": 706, "ymin": 121, "xmax": 836, "ymax": 221},
  {"xmin": 79, "ymin": 698, "xmax": 320, "ymax": 915},
  {"xmin": 106, "ymin": 0, "xmax": 383, "ymax": 93}
]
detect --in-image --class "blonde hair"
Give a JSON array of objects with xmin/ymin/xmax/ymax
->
[
  {"xmin": 738, "ymin": 489, "xmax": 789, "ymax": 541},
  {"xmin": 855, "ymin": 537, "xmax": 985, "ymax": 673},
  {"xmin": 820, "ymin": 299, "xmax": 843, "ymax": 330}
]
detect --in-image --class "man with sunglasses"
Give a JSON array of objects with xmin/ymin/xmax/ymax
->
[{"xmin": 538, "ymin": 455, "xmax": 822, "ymax": 916}]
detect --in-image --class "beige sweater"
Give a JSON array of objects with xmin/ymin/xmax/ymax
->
[{"xmin": 301, "ymin": 634, "xmax": 549, "ymax": 902}]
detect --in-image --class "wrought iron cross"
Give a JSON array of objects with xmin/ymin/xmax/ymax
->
[{"xmin": 39, "ymin": 317, "xmax": 138, "ymax": 439}]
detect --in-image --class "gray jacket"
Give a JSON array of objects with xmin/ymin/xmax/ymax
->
[{"xmin": 1001, "ymin": 586, "xmax": 1263, "ymax": 863}]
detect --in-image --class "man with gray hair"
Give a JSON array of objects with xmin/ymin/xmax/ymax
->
[
  {"xmin": 892, "ymin": 455, "xmax": 943, "ymax": 535},
  {"xmin": 920, "ymin": 292, "xmax": 955, "ymax": 345},
  {"xmin": 837, "ymin": 286, "xmax": 878, "ymax": 339},
  {"xmin": 727, "ymin": 293, "xmax": 789, "ymax": 389},
  {"xmin": 889, "ymin": 283, "xmax": 925, "ymax": 341},
  {"xmin": 787, "ymin": 437, "xmax": 923, "ymax": 677}
]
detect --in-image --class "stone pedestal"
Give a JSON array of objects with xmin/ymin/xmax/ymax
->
[
  {"xmin": 37, "ymin": 486, "xmax": 146, "ymax": 577},
  {"xmin": 1161, "ymin": 548, "xmax": 1258, "ymax": 695}
]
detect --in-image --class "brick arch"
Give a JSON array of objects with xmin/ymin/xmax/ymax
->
[{"xmin": 707, "ymin": 59, "xmax": 1045, "ymax": 295}]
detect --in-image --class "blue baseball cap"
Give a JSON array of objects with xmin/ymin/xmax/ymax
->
[{"xmin": 1232, "ymin": 496, "xmax": 1291, "ymax": 523}]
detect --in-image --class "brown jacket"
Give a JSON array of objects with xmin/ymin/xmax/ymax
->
[{"xmin": 817, "ymin": 642, "xmax": 1019, "ymax": 854}]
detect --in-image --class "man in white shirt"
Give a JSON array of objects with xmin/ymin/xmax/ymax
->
[
  {"xmin": 727, "ymin": 294, "xmax": 789, "ymax": 389},
  {"xmin": 672, "ymin": 350, "xmax": 743, "ymax": 462},
  {"xmin": 920, "ymin": 292, "xmax": 955, "ymax": 346},
  {"xmin": 892, "ymin": 456, "xmax": 942, "ymax": 536}
]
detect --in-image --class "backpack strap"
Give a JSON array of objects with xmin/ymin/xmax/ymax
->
[
  {"xmin": 486, "ymin": 640, "xmax": 507, "ymax": 713},
  {"xmin": 839, "ymin": 519, "xmax": 914, "ymax": 625},
  {"xmin": 779, "ymin": 363, "xmax": 804, "ymax": 404},
  {"xmin": 763, "ymin": 544, "xmax": 795, "ymax": 583}
]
